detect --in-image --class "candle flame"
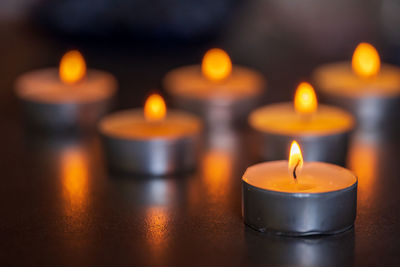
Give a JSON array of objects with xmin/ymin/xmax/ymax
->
[
  {"xmin": 144, "ymin": 94, "xmax": 167, "ymax": 122},
  {"xmin": 288, "ymin": 140, "xmax": 303, "ymax": 180},
  {"xmin": 201, "ymin": 48, "xmax": 232, "ymax": 82},
  {"xmin": 352, "ymin": 42, "xmax": 380, "ymax": 78},
  {"xmin": 59, "ymin": 50, "xmax": 87, "ymax": 84},
  {"xmin": 294, "ymin": 82, "xmax": 318, "ymax": 115}
]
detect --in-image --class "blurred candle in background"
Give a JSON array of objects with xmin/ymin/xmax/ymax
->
[
  {"xmin": 99, "ymin": 93, "xmax": 202, "ymax": 175},
  {"xmin": 15, "ymin": 50, "xmax": 117, "ymax": 131},
  {"xmin": 163, "ymin": 48, "xmax": 266, "ymax": 130},
  {"xmin": 313, "ymin": 42, "xmax": 400, "ymax": 133},
  {"xmin": 249, "ymin": 82, "xmax": 354, "ymax": 165}
]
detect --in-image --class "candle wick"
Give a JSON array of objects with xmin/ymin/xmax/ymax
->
[{"xmin": 293, "ymin": 160, "xmax": 300, "ymax": 182}]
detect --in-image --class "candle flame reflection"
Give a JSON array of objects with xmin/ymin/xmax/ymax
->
[
  {"xmin": 294, "ymin": 82, "xmax": 318, "ymax": 115},
  {"xmin": 289, "ymin": 141, "xmax": 303, "ymax": 180},
  {"xmin": 202, "ymin": 48, "xmax": 232, "ymax": 82},
  {"xmin": 201, "ymin": 149, "xmax": 232, "ymax": 200},
  {"xmin": 144, "ymin": 93, "xmax": 167, "ymax": 122},
  {"xmin": 352, "ymin": 43, "xmax": 380, "ymax": 79},
  {"xmin": 348, "ymin": 139, "xmax": 378, "ymax": 203},
  {"xmin": 59, "ymin": 50, "xmax": 87, "ymax": 84},
  {"xmin": 145, "ymin": 207, "xmax": 170, "ymax": 264},
  {"xmin": 61, "ymin": 146, "xmax": 89, "ymax": 227}
]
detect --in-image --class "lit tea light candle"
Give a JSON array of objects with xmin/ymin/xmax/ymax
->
[
  {"xmin": 312, "ymin": 42, "xmax": 400, "ymax": 131},
  {"xmin": 99, "ymin": 93, "xmax": 202, "ymax": 175},
  {"xmin": 249, "ymin": 82, "xmax": 355, "ymax": 165},
  {"xmin": 163, "ymin": 48, "xmax": 266, "ymax": 129},
  {"xmin": 242, "ymin": 141, "xmax": 357, "ymax": 236},
  {"xmin": 15, "ymin": 50, "xmax": 117, "ymax": 130}
]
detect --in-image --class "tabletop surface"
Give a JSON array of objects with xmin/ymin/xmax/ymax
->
[{"xmin": 1, "ymin": 20, "xmax": 400, "ymax": 267}]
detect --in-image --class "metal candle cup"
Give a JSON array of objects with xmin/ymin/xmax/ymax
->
[
  {"xmin": 15, "ymin": 51, "xmax": 117, "ymax": 131},
  {"xmin": 312, "ymin": 43, "xmax": 400, "ymax": 132},
  {"xmin": 312, "ymin": 63, "xmax": 400, "ymax": 132},
  {"xmin": 249, "ymin": 103, "xmax": 355, "ymax": 165},
  {"xmin": 242, "ymin": 160, "xmax": 357, "ymax": 236},
  {"xmin": 15, "ymin": 69, "xmax": 117, "ymax": 131},
  {"xmin": 99, "ymin": 109, "xmax": 202, "ymax": 176},
  {"xmin": 163, "ymin": 50, "xmax": 266, "ymax": 129}
]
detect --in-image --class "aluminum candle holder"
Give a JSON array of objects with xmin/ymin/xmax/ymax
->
[
  {"xmin": 312, "ymin": 42, "xmax": 400, "ymax": 132},
  {"xmin": 18, "ymin": 93, "xmax": 115, "ymax": 131},
  {"xmin": 163, "ymin": 48, "xmax": 266, "ymax": 129},
  {"xmin": 248, "ymin": 103, "xmax": 355, "ymax": 166},
  {"xmin": 15, "ymin": 50, "xmax": 118, "ymax": 131},
  {"xmin": 167, "ymin": 93, "xmax": 261, "ymax": 130},
  {"xmin": 254, "ymin": 131, "xmax": 351, "ymax": 166},
  {"xmin": 99, "ymin": 109, "xmax": 202, "ymax": 176},
  {"xmin": 316, "ymin": 91, "xmax": 400, "ymax": 132},
  {"xmin": 242, "ymin": 161, "xmax": 358, "ymax": 236}
]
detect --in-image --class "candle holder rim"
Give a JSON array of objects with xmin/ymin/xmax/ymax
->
[
  {"xmin": 249, "ymin": 102, "xmax": 355, "ymax": 136},
  {"xmin": 163, "ymin": 65, "xmax": 266, "ymax": 101},
  {"xmin": 242, "ymin": 179, "xmax": 357, "ymax": 197},
  {"xmin": 98, "ymin": 108, "xmax": 203, "ymax": 141},
  {"xmin": 100, "ymin": 130, "xmax": 201, "ymax": 142},
  {"xmin": 256, "ymin": 128, "xmax": 354, "ymax": 139},
  {"xmin": 242, "ymin": 160, "xmax": 358, "ymax": 196},
  {"xmin": 312, "ymin": 61, "xmax": 400, "ymax": 72},
  {"xmin": 164, "ymin": 64, "xmax": 265, "ymax": 77},
  {"xmin": 15, "ymin": 68, "xmax": 118, "ymax": 104},
  {"xmin": 314, "ymin": 85, "xmax": 400, "ymax": 99}
]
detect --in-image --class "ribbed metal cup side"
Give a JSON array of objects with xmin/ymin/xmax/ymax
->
[
  {"xmin": 101, "ymin": 133, "xmax": 201, "ymax": 176},
  {"xmin": 168, "ymin": 94, "xmax": 262, "ymax": 130},
  {"xmin": 318, "ymin": 90, "xmax": 400, "ymax": 132},
  {"xmin": 20, "ymin": 97, "xmax": 114, "ymax": 131},
  {"xmin": 242, "ymin": 181, "xmax": 357, "ymax": 236},
  {"xmin": 254, "ymin": 130, "xmax": 351, "ymax": 166}
]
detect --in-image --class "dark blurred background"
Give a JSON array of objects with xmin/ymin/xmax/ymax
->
[
  {"xmin": 2, "ymin": 1, "xmax": 400, "ymax": 266},
  {"xmin": 2, "ymin": 0, "xmax": 400, "ymax": 112}
]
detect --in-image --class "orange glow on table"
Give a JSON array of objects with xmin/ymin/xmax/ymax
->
[
  {"xmin": 348, "ymin": 139, "xmax": 378, "ymax": 203},
  {"xmin": 144, "ymin": 94, "xmax": 167, "ymax": 122},
  {"xmin": 60, "ymin": 146, "xmax": 89, "ymax": 232},
  {"xmin": 294, "ymin": 82, "xmax": 318, "ymax": 115},
  {"xmin": 59, "ymin": 50, "xmax": 87, "ymax": 84},
  {"xmin": 201, "ymin": 48, "xmax": 232, "ymax": 82},
  {"xmin": 352, "ymin": 43, "xmax": 380, "ymax": 79},
  {"xmin": 202, "ymin": 150, "xmax": 232, "ymax": 199}
]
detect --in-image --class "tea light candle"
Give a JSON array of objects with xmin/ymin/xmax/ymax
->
[
  {"xmin": 15, "ymin": 50, "xmax": 117, "ymax": 130},
  {"xmin": 163, "ymin": 48, "xmax": 266, "ymax": 129},
  {"xmin": 242, "ymin": 141, "xmax": 357, "ymax": 236},
  {"xmin": 249, "ymin": 82, "xmax": 354, "ymax": 165},
  {"xmin": 99, "ymin": 94, "xmax": 202, "ymax": 175},
  {"xmin": 312, "ymin": 42, "xmax": 400, "ymax": 131}
]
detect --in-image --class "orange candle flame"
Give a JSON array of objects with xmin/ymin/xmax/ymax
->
[
  {"xmin": 201, "ymin": 48, "xmax": 232, "ymax": 82},
  {"xmin": 352, "ymin": 42, "xmax": 380, "ymax": 79},
  {"xmin": 59, "ymin": 50, "xmax": 87, "ymax": 84},
  {"xmin": 294, "ymin": 82, "xmax": 318, "ymax": 115},
  {"xmin": 144, "ymin": 94, "xmax": 167, "ymax": 122},
  {"xmin": 288, "ymin": 140, "xmax": 303, "ymax": 180}
]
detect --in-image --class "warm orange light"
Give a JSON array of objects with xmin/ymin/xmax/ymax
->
[
  {"xmin": 288, "ymin": 140, "xmax": 303, "ymax": 180},
  {"xmin": 202, "ymin": 150, "xmax": 232, "ymax": 199},
  {"xmin": 294, "ymin": 82, "xmax": 318, "ymax": 115},
  {"xmin": 201, "ymin": 48, "xmax": 232, "ymax": 82},
  {"xmin": 59, "ymin": 50, "xmax": 87, "ymax": 84},
  {"xmin": 144, "ymin": 94, "xmax": 167, "ymax": 122},
  {"xmin": 61, "ymin": 147, "xmax": 88, "ymax": 209},
  {"xmin": 352, "ymin": 42, "xmax": 380, "ymax": 78}
]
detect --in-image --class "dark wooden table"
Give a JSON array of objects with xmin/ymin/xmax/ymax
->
[{"xmin": 1, "ymin": 21, "xmax": 400, "ymax": 267}]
